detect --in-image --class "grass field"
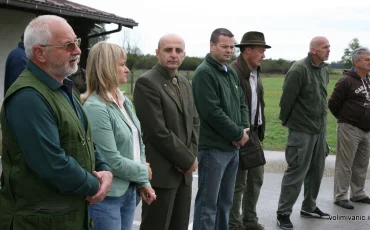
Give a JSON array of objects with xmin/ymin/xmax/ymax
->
[
  {"xmin": 0, "ymin": 69, "xmax": 344, "ymax": 157},
  {"xmin": 120, "ymin": 69, "xmax": 343, "ymax": 154},
  {"xmin": 261, "ymin": 71, "xmax": 342, "ymax": 152}
]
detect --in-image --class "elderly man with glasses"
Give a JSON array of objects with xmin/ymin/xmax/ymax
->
[{"xmin": 0, "ymin": 15, "xmax": 112, "ymax": 230}]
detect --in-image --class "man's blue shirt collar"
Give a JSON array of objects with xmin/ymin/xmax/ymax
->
[{"xmin": 18, "ymin": 42, "xmax": 25, "ymax": 50}]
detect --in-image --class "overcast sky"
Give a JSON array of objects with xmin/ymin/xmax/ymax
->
[{"xmin": 72, "ymin": 0, "xmax": 370, "ymax": 62}]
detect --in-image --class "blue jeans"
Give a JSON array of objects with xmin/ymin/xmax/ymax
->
[
  {"xmin": 88, "ymin": 183, "xmax": 137, "ymax": 230},
  {"xmin": 193, "ymin": 149, "xmax": 239, "ymax": 230}
]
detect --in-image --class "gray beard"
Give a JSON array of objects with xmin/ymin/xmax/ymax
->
[{"xmin": 47, "ymin": 63, "xmax": 78, "ymax": 79}]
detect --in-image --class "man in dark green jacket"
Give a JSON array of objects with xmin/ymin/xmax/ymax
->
[
  {"xmin": 0, "ymin": 15, "xmax": 112, "ymax": 230},
  {"xmin": 277, "ymin": 36, "xmax": 331, "ymax": 230},
  {"xmin": 192, "ymin": 28, "xmax": 250, "ymax": 230},
  {"xmin": 229, "ymin": 31, "xmax": 270, "ymax": 230}
]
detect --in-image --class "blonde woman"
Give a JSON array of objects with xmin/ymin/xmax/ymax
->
[{"xmin": 81, "ymin": 42, "xmax": 155, "ymax": 230}]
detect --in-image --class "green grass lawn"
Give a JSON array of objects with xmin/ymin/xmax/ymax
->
[
  {"xmin": 262, "ymin": 70, "xmax": 342, "ymax": 153},
  {"xmin": 120, "ymin": 69, "xmax": 343, "ymax": 154},
  {"xmin": 0, "ymin": 70, "xmax": 344, "ymax": 157}
]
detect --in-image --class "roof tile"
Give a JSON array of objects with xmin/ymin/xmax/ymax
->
[{"xmin": 3, "ymin": 0, "xmax": 138, "ymax": 27}]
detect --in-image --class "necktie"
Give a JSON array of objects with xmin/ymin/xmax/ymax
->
[{"xmin": 171, "ymin": 77, "xmax": 182, "ymax": 103}]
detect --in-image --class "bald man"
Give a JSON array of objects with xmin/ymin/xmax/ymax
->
[
  {"xmin": 134, "ymin": 34, "xmax": 199, "ymax": 230},
  {"xmin": 276, "ymin": 36, "xmax": 331, "ymax": 229}
]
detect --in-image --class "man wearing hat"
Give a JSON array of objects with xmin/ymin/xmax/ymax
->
[{"xmin": 229, "ymin": 31, "xmax": 270, "ymax": 230}]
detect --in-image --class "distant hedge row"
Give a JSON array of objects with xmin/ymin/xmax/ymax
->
[{"xmin": 126, "ymin": 53, "xmax": 342, "ymax": 74}]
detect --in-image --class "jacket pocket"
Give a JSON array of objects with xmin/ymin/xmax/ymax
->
[
  {"xmin": 285, "ymin": 143, "xmax": 300, "ymax": 168},
  {"xmin": 15, "ymin": 211, "xmax": 83, "ymax": 230},
  {"xmin": 193, "ymin": 116, "xmax": 200, "ymax": 126},
  {"xmin": 31, "ymin": 204, "xmax": 70, "ymax": 213},
  {"xmin": 62, "ymin": 140, "xmax": 87, "ymax": 168},
  {"xmin": 358, "ymin": 109, "xmax": 370, "ymax": 130}
]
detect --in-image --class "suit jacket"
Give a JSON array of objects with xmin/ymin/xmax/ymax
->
[
  {"xmin": 83, "ymin": 93, "xmax": 150, "ymax": 197},
  {"xmin": 231, "ymin": 55, "xmax": 266, "ymax": 142},
  {"xmin": 134, "ymin": 64, "xmax": 199, "ymax": 189}
]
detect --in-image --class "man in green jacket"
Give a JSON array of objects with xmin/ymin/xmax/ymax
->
[
  {"xmin": 229, "ymin": 31, "xmax": 270, "ymax": 230},
  {"xmin": 134, "ymin": 34, "xmax": 199, "ymax": 230},
  {"xmin": 277, "ymin": 36, "xmax": 331, "ymax": 229},
  {"xmin": 192, "ymin": 28, "xmax": 250, "ymax": 230},
  {"xmin": 0, "ymin": 15, "xmax": 112, "ymax": 230}
]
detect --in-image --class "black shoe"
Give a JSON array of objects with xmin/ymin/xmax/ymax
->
[
  {"xmin": 350, "ymin": 196, "xmax": 370, "ymax": 204},
  {"xmin": 334, "ymin": 200, "xmax": 354, "ymax": 209},
  {"xmin": 300, "ymin": 207, "xmax": 330, "ymax": 219},
  {"xmin": 277, "ymin": 214, "xmax": 294, "ymax": 230}
]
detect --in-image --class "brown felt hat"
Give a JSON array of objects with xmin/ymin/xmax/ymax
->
[{"xmin": 235, "ymin": 31, "xmax": 271, "ymax": 48}]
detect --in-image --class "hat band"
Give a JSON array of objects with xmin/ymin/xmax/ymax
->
[{"xmin": 243, "ymin": 40, "xmax": 266, "ymax": 44}]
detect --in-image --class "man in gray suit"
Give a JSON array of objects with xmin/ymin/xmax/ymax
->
[{"xmin": 134, "ymin": 34, "xmax": 199, "ymax": 230}]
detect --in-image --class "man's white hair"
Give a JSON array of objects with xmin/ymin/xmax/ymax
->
[
  {"xmin": 24, "ymin": 15, "xmax": 68, "ymax": 59},
  {"xmin": 352, "ymin": 47, "xmax": 370, "ymax": 64}
]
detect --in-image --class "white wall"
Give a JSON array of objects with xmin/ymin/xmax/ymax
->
[{"xmin": 0, "ymin": 9, "xmax": 35, "ymax": 107}]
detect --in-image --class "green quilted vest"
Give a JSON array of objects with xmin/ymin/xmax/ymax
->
[{"xmin": 0, "ymin": 70, "xmax": 95, "ymax": 230}]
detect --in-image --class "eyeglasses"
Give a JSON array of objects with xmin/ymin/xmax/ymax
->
[{"xmin": 40, "ymin": 38, "xmax": 81, "ymax": 52}]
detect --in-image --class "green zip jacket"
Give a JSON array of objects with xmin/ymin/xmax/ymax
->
[
  {"xmin": 279, "ymin": 53, "xmax": 329, "ymax": 134},
  {"xmin": 192, "ymin": 54, "xmax": 249, "ymax": 151}
]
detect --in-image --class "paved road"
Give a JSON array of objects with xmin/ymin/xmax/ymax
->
[
  {"xmin": 1, "ymin": 153, "xmax": 370, "ymax": 230},
  {"xmin": 131, "ymin": 151, "xmax": 370, "ymax": 230},
  {"xmin": 132, "ymin": 172, "xmax": 370, "ymax": 230}
]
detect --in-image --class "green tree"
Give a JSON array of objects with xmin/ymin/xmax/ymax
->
[
  {"xmin": 121, "ymin": 29, "xmax": 142, "ymax": 70},
  {"xmin": 341, "ymin": 38, "xmax": 360, "ymax": 68}
]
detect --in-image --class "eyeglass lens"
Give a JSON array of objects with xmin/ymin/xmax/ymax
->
[{"xmin": 66, "ymin": 39, "xmax": 81, "ymax": 52}]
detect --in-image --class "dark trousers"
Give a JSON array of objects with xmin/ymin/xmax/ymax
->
[
  {"xmin": 277, "ymin": 129, "xmax": 327, "ymax": 215},
  {"xmin": 140, "ymin": 178, "xmax": 192, "ymax": 230},
  {"xmin": 229, "ymin": 165, "xmax": 264, "ymax": 230}
]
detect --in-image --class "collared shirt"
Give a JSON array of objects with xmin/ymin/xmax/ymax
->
[
  {"xmin": 249, "ymin": 69, "xmax": 262, "ymax": 126},
  {"xmin": 5, "ymin": 60, "xmax": 110, "ymax": 197},
  {"xmin": 108, "ymin": 89, "xmax": 141, "ymax": 162}
]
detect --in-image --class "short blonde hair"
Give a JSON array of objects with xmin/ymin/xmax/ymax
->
[{"xmin": 81, "ymin": 42, "xmax": 127, "ymax": 103}]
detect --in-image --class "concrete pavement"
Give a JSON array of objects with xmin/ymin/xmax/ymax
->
[
  {"xmin": 1, "ymin": 151, "xmax": 370, "ymax": 230},
  {"xmin": 131, "ymin": 151, "xmax": 370, "ymax": 230},
  {"xmin": 264, "ymin": 150, "xmax": 370, "ymax": 178}
]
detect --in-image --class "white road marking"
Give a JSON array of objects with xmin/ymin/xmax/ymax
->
[{"xmin": 133, "ymin": 220, "xmax": 193, "ymax": 229}]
